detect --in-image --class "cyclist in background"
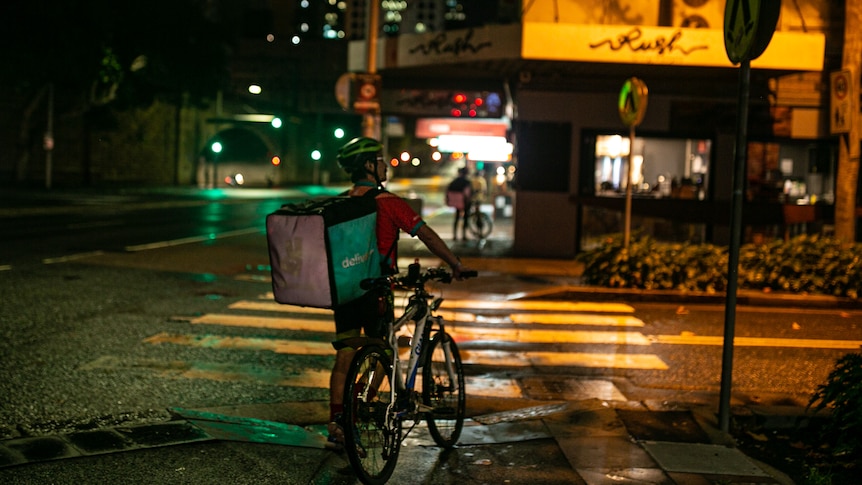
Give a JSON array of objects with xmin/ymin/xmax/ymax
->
[
  {"xmin": 446, "ymin": 167, "xmax": 472, "ymax": 241},
  {"xmin": 470, "ymin": 169, "xmax": 488, "ymax": 220},
  {"xmin": 328, "ymin": 137, "xmax": 472, "ymax": 449}
]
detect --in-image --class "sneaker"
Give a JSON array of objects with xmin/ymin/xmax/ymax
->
[
  {"xmin": 327, "ymin": 418, "xmax": 345, "ymax": 451},
  {"xmin": 329, "ymin": 414, "xmax": 368, "ymax": 458}
]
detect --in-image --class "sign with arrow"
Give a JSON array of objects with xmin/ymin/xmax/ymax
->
[
  {"xmin": 724, "ymin": 0, "xmax": 780, "ymax": 64},
  {"xmin": 618, "ymin": 77, "xmax": 648, "ymax": 128}
]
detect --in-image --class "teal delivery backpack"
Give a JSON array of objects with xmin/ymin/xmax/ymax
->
[{"xmin": 266, "ymin": 192, "xmax": 380, "ymax": 308}]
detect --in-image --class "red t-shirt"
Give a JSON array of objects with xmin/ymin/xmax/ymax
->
[{"xmin": 349, "ymin": 184, "xmax": 425, "ymax": 272}]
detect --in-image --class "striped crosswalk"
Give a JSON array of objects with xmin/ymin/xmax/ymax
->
[
  {"xmin": 83, "ymin": 294, "xmax": 862, "ymax": 402},
  {"xmin": 135, "ymin": 295, "xmax": 663, "ymax": 400}
]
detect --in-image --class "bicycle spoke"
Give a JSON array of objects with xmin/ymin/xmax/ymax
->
[
  {"xmin": 423, "ymin": 332, "xmax": 466, "ymax": 448},
  {"xmin": 344, "ymin": 346, "xmax": 400, "ymax": 484}
]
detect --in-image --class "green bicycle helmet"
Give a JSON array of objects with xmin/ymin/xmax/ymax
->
[{"xmin": 336, "ymin": 137, "xmax": 382, "ymax": 174}]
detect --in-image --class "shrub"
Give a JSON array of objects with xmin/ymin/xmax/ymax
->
[
  {"xmin": 807, "ymin": 352, "xmax": 862, "ymax": 457},
  {"xmin": 576, "ymin": 234, "xmax": 862, "ymax": 299}
]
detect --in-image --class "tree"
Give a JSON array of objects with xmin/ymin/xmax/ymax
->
[
  {"xmin": 0, "ymin": 0, "xmax": 233, "ymax": 183},
  {"xmin": 836, "ymin": 0, "xmax": 862, "ymax": 243}
]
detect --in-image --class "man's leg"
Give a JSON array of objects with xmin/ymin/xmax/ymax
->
[{"xmin": 328, "ymin": 347, "xmax": 355, "ymax": 447}]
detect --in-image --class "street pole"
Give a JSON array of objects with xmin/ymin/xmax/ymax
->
[
  {"xmin": 363, "ymin": 0, "xmax": 380, "ymax": 139},
  {"xmin": 718, "ymin": 58, "xmax": 750, "ymax": 433},
  {"xmin": 624, "ymin": 124, "xmax": 635, "ymax": 248},
  {"xmin": 45, "ymin": 83, "xmax": 54, "ymax": 189}
]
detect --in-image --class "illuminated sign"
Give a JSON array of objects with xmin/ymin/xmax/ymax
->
[
  {"xmin": 522, "ymin": 23, "xmax": 824, "ymax": 71},
  {"xmin": 415, "ymin": 118, "xmax": 510, "ymax": 138},
  {"xmin": 348, "ymin": 21, "xmax": 824, "ymax": 75}
]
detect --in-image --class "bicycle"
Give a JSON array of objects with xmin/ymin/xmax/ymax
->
[
  {"xmin": 341, "ymin": 261, "xmax": 477, "ymax": 484},
  {"xmin": 466, "ymin": 201, "xmax": 493, "ymax": 240}
]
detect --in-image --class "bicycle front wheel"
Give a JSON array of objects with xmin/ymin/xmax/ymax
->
[
  {"xmin": 467, "ymin": 211, "xmax": 493, "ymax": 239},
  {"xmin": 343, "ymin": 345, "xmax": 401, "ymax": 485},
  {"xmin": 423, "ymin": 331, "xmax": 466, "ymax": 448}
]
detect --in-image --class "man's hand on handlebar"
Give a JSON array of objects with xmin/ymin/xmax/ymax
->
[{"xmin": 450, "ymin": 263, "xmax": 477, "ymax": 281}]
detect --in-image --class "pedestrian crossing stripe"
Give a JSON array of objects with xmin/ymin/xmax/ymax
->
[
  {"xmin": 254, "ymin": 295, "xmax": 635, "ymax": 314},
  {"xmin": 459, "ymin": 349, "xmax": 669, "ymax": 370},
  {"xmin": 183, "ymin": 313, "xmax": 652, "ymax": 346},
  {"xmin": 81, "ymin": 355, "xmax": 332, "ymax": 388},
  {"xmin": 142, "ymin": 332, "xmax": 668, "ymax": 371},
  {"xmin": 144, "ymin": 332, "xmax": 334, "ymax": 355},
  {"xmin": 81, "ymin": 354, "xmax": 527, "ymax": 398},
  {"xmin": 440, "ymin": 299, "xmax": 636, "ymax": 314},
  {"xmin": 230, "ymin": 300, "xmax": 645, "ymax": 327},
  {"xmin": 508, "ymin": 313, "xmax": 644, "ymax": 327}
]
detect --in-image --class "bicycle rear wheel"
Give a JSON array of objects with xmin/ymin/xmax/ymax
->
[
  {"xmin": 423, "ymin": 331, "xmax": 466, "ymax": 448},
  {"xmin": 467, "ymin": 211, "xmax": 493, "ymax": 239},
  {"xmin": 343, "ymin": 345, "xmax": 401, "ymax": 485}
]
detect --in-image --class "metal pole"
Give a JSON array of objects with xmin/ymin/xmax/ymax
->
[
  {"xmin": 363, "ymin": 0, "xmax": 380, "ymax": 139},
  {"xmin": 624, "ymin": 125, "xmax": 635, "ymax": 248},
  {"xmin": 718, "ymin": 58, "xmax": 750, "ymax": 433},
  {"xmin": 45, "ymin": 83, "xmax": 54, "ymax": 189}
]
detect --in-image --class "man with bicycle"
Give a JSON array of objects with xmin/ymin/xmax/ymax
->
[{"xmin": 327, "ymin": 137, "xmax": 471, "ymax": 449}]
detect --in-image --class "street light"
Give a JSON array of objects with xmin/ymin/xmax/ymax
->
[
  {"xmin": 311, "ymin": 149, "xmax": 322, "ymax": 185},
  {"xmin": 211, "ymin": 141, "xmax": 223, "ymax": 189}
]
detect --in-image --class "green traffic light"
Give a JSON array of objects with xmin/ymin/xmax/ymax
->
[
  {"xmin": 211, "ymin": 141, "xmax": 223, "ymax": 153},
  {"xmin": 311, "ymin": 149, "xmax": 322, "ymax": 161},
  {"xmin": 271, "ymin": 117, "xmax": 283, "ymax": 129},
  {"xmin": 333, "ymin": 128, "xmax": 345, "ymax": 139}
]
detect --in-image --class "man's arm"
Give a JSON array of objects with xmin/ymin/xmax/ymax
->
[{"xmin": 415, "ymin": 224, "xmax": 466, "ymax": 278}]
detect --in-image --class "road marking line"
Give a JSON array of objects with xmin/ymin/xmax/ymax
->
[
  {"xmin": 188, "ymin": 313, "xmax": 649, "ymax": 345},
  {"xmin": 82, "ymin": 354, "xmax": 527, "ymax": 398},
  {"xmin": 144, "ymin": 331, "xmax": 664, "ymax": 372},
  {"xmin": 187, "ymin": 313, "xmax": 862, "ymax": 351},
  {"xmin": 43, "ymin": 250, "xmax": 105, "ymax": 264},
  {"xmin": 432, "ymin": 299, "xmax": 636, "ymax": 314},
  {"xmin": 652, "ymin": 334, "xmax": 862, "ymax": 350},
  {"xmin": 144, "ymin": 332, "xmax": 333, "ymax": 355},
  {"xmin": 231, "ymin": 300, "xmax": 643, "ymax": 326},
  {"xmin": 450, "ymin": 327, "xmax": 651, "ymax": 345},
  {"xmin": 187, "ymin": 313, "xmax": 334, "ymax": 332},
  {"xmin": 508, "ymin": 313, "xmax": 644, "ymax": 327},
  {"xmin": 125, "ymin": 227, "xmax": 259, "ymax": 252},
  {"xmin": 256, "ymin": 293, "xmax": 634, "ymax": 314},
  {"xmin": 466, "ymin": 376, "xmax": 523, "ymax": 398},
  {"xmin": 80, "ymin": 355, "xmax": 331, "ymax": 388},
  {"xmin": 460, "ymin": 349, "xmax": 669, "ymax": 370},
  {"xmin": 230, "ymin": 301, "xmax": 333, "ymax": 315}
]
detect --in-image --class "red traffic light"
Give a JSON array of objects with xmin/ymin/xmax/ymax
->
[
  {"xmin": 452, "ymin": 93, "xmax": 467, "ymax": 104},
  {"xmin": 271, "ymin": 156, "xmax": 281, "ymax": 166}
]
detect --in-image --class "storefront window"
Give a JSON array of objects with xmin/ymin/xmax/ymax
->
[
  {"xmin": 593, "ymin": 134, "xmax": 712, "ymax": 200},
  {"xmin": 745, "ymin": 141, "xmax": 835, "ymax": 204}
]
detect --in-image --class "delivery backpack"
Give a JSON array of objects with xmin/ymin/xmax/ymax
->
[{"xmin": 266, "ymin": 189, "xmax": 382, "ymax": 309}]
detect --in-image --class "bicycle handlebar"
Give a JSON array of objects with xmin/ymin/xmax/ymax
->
[{"xmin": 360, "ymin": 265, "xmax": 477, "ymax": 291}]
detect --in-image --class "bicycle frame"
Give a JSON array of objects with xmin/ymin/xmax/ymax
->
[{"xmin": 386, "ymin": 287, "xmax": 452, "ymax": 420}]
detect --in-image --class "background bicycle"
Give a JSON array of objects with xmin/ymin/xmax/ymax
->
[
  {"xmin": 341, "ymin": 262, "xmax": 477, "ymax": 484},
  {"xmin": 466, "ymin": 201, "xmax": 494, "ymax": 240}
]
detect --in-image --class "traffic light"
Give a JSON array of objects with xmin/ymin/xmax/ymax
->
[{"xmin": 271, "ymin": 155, "xmax": 281, "ymax": 166}]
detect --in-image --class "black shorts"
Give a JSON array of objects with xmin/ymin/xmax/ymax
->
[{"xmin": 333, "ymin": 288, "xmax": 392, "ymax": 346}]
